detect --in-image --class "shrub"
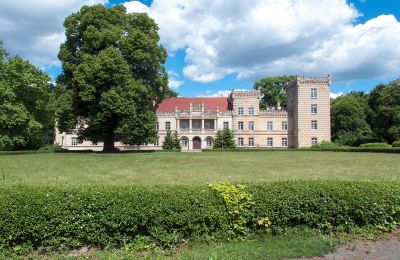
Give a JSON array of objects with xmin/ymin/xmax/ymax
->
[
  {"xmin": 37, "ymin": 144, "xmax": 63, "ymax": 152},
  {"xmin": 392, "ymin": 141, "xmax": 400, "ymax": 147},
  {"xmin": 359, "ymin": 142, "xmax": 391, "ymax": 148},
  {"xmin": 0, "ymin": 181, "xmax": 400, "ymax": 253},
  {"xmin": 311, "ymin": 141, "xmax": 341, "ymax": 148}
]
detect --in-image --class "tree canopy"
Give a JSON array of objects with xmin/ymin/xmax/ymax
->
[
  {"xmin": 331, "ymin": 92, "xmax": 372, "ymax": 146},
  {"xmin": 0, "ymin": 41, "xmax": 56, "ymax": 150},
  {"xmin": 57, "ymin": 5, "xmax": 171, "ymax": 151},
  {"xmin": 253, "ymin": 75, "xmax": 295, "ymax": 110},
  {"xmin": 213, "ymin": 128, "xmax": 235, "ymax": 149}
]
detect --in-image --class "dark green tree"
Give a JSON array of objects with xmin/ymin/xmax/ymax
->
[
  {"xmin": 57, "ymin": 5, "xmax": 171, "ymax": 151},
  {"xmin": 368, "ymin": 80, "xmax": 400, "ymax": 143},
  {"xmin": 162, "ymin": 131, "xmax": 181, "ymax": 150},
  {"xmin": 0, "ymin": 41, "xmax": 56, "ymax": 150},
  {"xmin": 213, "ymin": 128, "xmax": 235, "ymax": 149},
  {"xmin": 253, "ymin": 75, "xmax": 295, "ymax": 109},
  {"xmin": 331, "ymin": 94, "xmax": 372, "ymax": 146}
]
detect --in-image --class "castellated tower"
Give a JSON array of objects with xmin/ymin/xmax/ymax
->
[{"xmin": 286, "ymin": 76, "xmax": 331, "ymax": 148}]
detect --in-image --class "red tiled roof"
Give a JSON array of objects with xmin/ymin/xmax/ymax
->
[{"xmin": 157, "ymin": 97, "xmax": 229, "ymax": 112}]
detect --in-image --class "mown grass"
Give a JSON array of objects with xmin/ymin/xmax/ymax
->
[
  {"xmin": 0, "ymin": 150, "xmax": 399, "ymax": 186},
  {"xmin": 18, "ymin": 235, "xmax": 336, "ymax": 260}
]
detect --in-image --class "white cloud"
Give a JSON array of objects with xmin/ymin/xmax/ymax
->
[
  {"xmin": 330, "ymin": 91, "xmax": 344, "ymax": 99},
  {"xmin": 197, "ymin": 89, "xmax": 248, "ymax": 97},
  {"xmin": 0, "ymin": 0, "xmax": 107, "ymax": 70},
  {"xmin": 168, "ymin": 70, "xmax": 184, "ymax": 89},
  {"xmin": 124, "ymin": 0, "xmax": 400, "ymax": 83}
]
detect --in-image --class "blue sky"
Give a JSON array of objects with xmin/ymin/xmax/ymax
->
[{"xmin": 1, "ymin": 0, "xmax": 399, "ymax": 98}]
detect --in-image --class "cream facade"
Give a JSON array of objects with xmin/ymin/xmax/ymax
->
[{"xmin": 55, "ymin": 76, "xmax": 331, "ymax": 150}]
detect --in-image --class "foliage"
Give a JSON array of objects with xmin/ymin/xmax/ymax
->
[
  {"xmin": 0, "ymin": 41, "xmax": 56, "ymax": 150},
  {"xmin": 311, "ymin": 141, "xmax": 342, "ymax": 148},
  {"xmin": 209, "ymin": 183, "xmax": 270, "ymax": 236},
  {"xmin": 162, "ymin": 131, "xmax": 181, "ymax": 150},
  {"xmin": 253, "ymin": 75, "xmax": 295, "ymax": 109},
  {"xmin": 0, "ymin": 181, "xmax": 399, "ymax": 253},
  {"xmin": 392, "ymin": 141, "xmax": 400, "ymax": 147},
  {"xmin": 359, "ymin": 142, "xmax": 391, "ymax": 148},
  {"xmin": 56, "ymin": 5, "xmax": 171, "ymax": 151},
  {"xmin": 213, "ymin": 128, "xmax": 236, "ymax": 149},
  {"xmin": 331, "ymin": 93, "xmax": 372, "ymax": 146},
  {"xmin": 368, "ymin": 80, "xmax": 400, "ymax": 143},
  {"xmin": 37, "ymin": 144, "xmax": 63, "ymax": 152}
]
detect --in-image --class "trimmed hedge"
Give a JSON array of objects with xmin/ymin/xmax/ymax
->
[
  {"xmin": 392, "ymin": 141, "xmax": 400, "ymax": 147},
  {"xmin": 359, "ymin": 142, "xmax": 391, "ymax": 148},
  {"xmin": 203, "ymin": 147, "xmax": 400, "ymax": 153},
  {"xmin": 1, "ymin": 181, "xmax": 400, "ymax": 252}
]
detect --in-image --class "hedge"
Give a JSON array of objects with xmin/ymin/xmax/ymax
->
[
  {"xmin": 1, "ymin": 181, "xmax": 400, "ymax": 253},
  {"xmin": 203, "ymin": 147, "xmax": 400, "ymax": 153}
]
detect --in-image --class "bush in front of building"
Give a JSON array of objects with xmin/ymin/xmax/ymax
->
[
  {"xmin": 359, "ymin": 142, "xmax": 392, "ymax": 148},
  {"xmin": 162, "ymin": 131, "xmax": 181, "ymax": 150},
  {"xmin": 392, "ymin": 141, "xmax": 400, "ymax": 147},
  {"xmin": 1, "ymin": 181, "xmax": 400, "ymax": 254},
  {"xmin": 213, "ymin": 128, "xmax": 236, "ymax": 149}
]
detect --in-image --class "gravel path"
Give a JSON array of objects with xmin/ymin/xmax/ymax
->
[{"xmin": 300, "ymin": 229, "xmax": 400, "ymax": 260}]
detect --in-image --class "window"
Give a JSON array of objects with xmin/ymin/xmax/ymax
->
[
  {"xmin": 205, "ymin": 121, "xmax": 213, "ymax": 129},
  {"xmin": 311, "ymin": 88, "xmax": 317, "ymax": 99},
  {"xmin": 192, "ymin": 121, "xmax": 201, "ymax": 129},
  {"xmin": 282, "ymin": 138, "xmax": 288, "ymax": 147},
  {"xmin": 238, "ymin": 121, "xmax": 244, "ymax": 130},
  {"xmin": 282, "ymin": 121, "xmax": 288, "ymax": 130},
  {"xmin": 248, "ymin": 137, "xmax": 254, "ymax": 147},
  {"xmin": 180, "ymin": 121, "xmax": 189, "ymax": 129},
  {"xmin": 71, "ymin": 137, "xmax": 79, "ymax": 146},
  {"xmin": 238, "ymin": 138, "xmax": 244, "ymax": 147},
  {"xmin": 311, "ymin": 104, "xmax": 317, "ymax": 114},
  {"xmin": 206, "ymin": 138, "xmax": 213, "ymax": 147},
  {"xmin": 223, "ymin": 121, "xmax": 229, "ymax": 129},
  {"xmin": 156, "ymin": 122, "xmax": 159, "ymax": 130},
  {"xmin": 311, "ymin": 137, "xmax": 318, "ymax": 145},
  {"xmin": 155, "ymin": 139, "xmax": 159, "ymax": 146},
  {"xmin": 238, "ymin": 107, "xmax": 244, "ymax": 115},
  {"xmin": 311, "ymin": 120, "xmax": 318, "ymax": 130},
  {"xmin": 165, "ymin": 121, "xmax": 171, "ymax": 131},
  {"xmin": 181, "ymin": 138, "xmax": 188, "ymax": 147},
  {"xmin": 267, "ymin": 121, "xmax": 273, "ymax": 131},
  {"xmin": 248, "ymin": 121, "xmax": 254, "ymax": 131},
  {"xmin": 267, "ymin": 137, "xmax": 273, "ymax": 147},
  {"xmin": 248, "ymin": 107, "xmax": 254, "ymax": 115}
]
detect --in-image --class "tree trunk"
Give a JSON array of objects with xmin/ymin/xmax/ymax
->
[{"xmin": 103, "ymin": 137, "xmax": 117, "ymax": 152}]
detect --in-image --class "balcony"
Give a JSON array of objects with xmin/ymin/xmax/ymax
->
[{"xmin": 178, "ymin": 128, "xmax": 217, "ymax": 135}]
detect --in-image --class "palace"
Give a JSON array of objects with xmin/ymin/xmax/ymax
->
[{"xmin": 55, "ymin": 76, "xmax": 331, "ymax": 150}]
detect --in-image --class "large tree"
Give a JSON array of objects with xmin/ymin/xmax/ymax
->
[
  {"xmin": 57, "ymin": 5, "xmax": 171, "ymax": 151},
  {"xmin": 0, "ymin": 41, "xmax": 56, "ymax": 150},
  {"xmin": 253, "ymin": 75, "xmax": 295, "ymax": 110},
  {"xmin": 331, "ymin": 93, "xmax": 373, "ymax": 146},
  {"xmin": 368, "ymin": 80, "xmax": 400, "ymax": 143}
]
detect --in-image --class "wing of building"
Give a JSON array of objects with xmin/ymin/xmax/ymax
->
[{"xmin": 54, "ymin": 76, "xmax": 331, "ymax": 151}]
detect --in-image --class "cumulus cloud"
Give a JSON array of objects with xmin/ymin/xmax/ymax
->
[
  {"xmin": 168, "ymin": 70, "xmax": 184, "ymax": 89},
  {"xmin": 124, "ymin": 0, "xmax": 400, "ymax": 83},
  {"xmin": 330, "ymin": 91, "xmax": 344, "ymax": 99},
  {"xmin": 0, "ymin": 0, "xmax": 107, "ymax": 69}
]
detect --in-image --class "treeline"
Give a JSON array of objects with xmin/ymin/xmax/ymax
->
[
  {"xmin": 0, "ymin": 41, "xmax": 58, "ymax": 150},
  {"xmin": 331, "ymin": 79, "xmax": 400, "ymax": 146}
]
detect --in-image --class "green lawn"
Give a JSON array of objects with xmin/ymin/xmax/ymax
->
[
  {"xmin": 24, "ymin": 235, "xmax": 335, "ymax": 259},
  {"xmin": 1, "ymin": 150, "xmax": 399, "ymax": 186}
]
